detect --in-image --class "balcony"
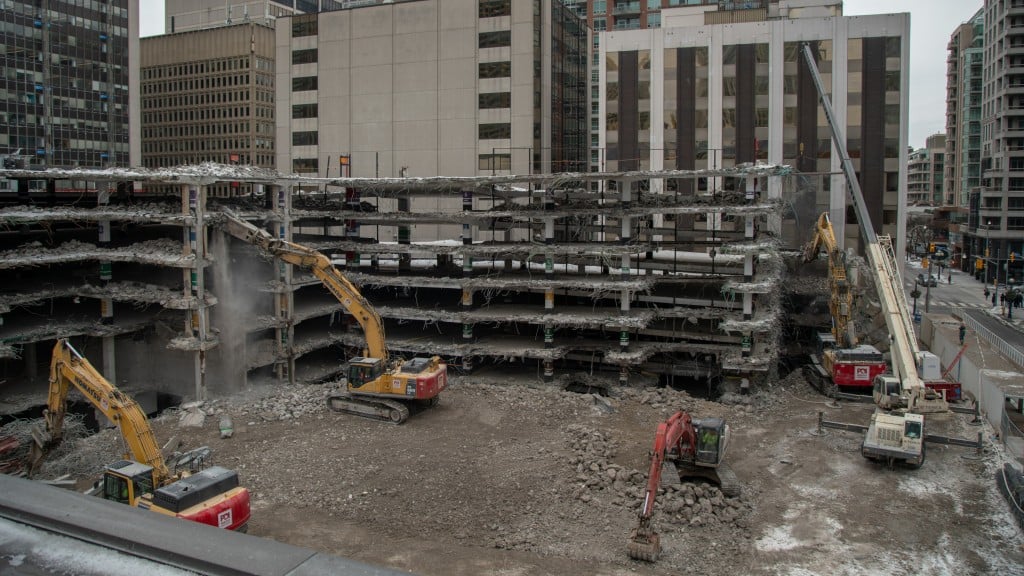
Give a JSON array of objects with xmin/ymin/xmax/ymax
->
[{"xmin": 613, "ymin": 1, "xmax": 640, "ymax": 16}]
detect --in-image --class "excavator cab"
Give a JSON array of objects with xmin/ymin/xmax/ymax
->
[
  {"xmin": 347, "ymin": 357, "xmax": 383, "ymax": 387},
  {"xmin": 101, "ymin": 460, "xmax": 156, "ymax": 505},
  {"xmin": 694, "ymin": 418, "xmax": 726, "ymax": 467}
]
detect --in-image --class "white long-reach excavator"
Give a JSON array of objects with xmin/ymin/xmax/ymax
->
[
  {"xmin": 801, "ymin": 43, "xmax": 951, "ymax": 467},
  {"xmin": 219, "ymin": 210, "xmax": 446, "ymax": 424}
]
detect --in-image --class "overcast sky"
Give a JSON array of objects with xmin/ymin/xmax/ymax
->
[{"xmin": 139, "ymin": 0, "xmax": 983, "ymax": 149}]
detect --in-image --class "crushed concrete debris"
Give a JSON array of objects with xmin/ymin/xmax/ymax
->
[
  {"xmin": 0, "ymin": 281, "xmax": 209, "ymax": 314},
  {"xmin": 0, "ymin": 239, "xmax": 200, "ymax": 269},
  {"xmin": 0, "ymin": 203, "xmax": 190, "ymax": 225},
  {"xmin": 565, "ymin": 424, "xmax": 752, "ymax": 533}
]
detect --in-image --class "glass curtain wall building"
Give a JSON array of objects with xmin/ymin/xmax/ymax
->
[{"xmin": 1, "ymin": 0, "xmax": 131, "ymax": 168}]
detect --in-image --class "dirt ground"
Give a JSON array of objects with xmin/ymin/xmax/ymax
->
[{"xmin": 116, "ymin": 366, "xmax": 1021, "ymax": 576}]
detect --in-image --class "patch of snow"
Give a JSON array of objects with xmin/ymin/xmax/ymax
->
[{"xmin": 0, "ymin": 517, "xmax": 198, "ymax": 575}]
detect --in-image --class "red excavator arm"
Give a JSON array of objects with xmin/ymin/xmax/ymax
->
[{"xmin": 628, "ymin": 411, "xmax": 695, "ymax": 561}]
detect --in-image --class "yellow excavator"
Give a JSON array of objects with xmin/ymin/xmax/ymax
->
[
  {"xmin": 28, "ymin": 339, "xmax": 251, "ymax": 530},
  {"xmin": 219, "ymin": 210, "xmax": 447, "ymax": 424},
  {"xmin": 802, "ymin": 212, "xmax": 887, "ymax": 394}
]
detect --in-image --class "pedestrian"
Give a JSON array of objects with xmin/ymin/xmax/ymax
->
[{"xmin": 959, "ymin": 323, "xmax": 966, "ymax": 345}]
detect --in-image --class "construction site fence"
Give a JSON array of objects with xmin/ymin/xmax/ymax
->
[{"xmin": 1000, "ymin": 407, "xmax": 1024, "ymax": 465}]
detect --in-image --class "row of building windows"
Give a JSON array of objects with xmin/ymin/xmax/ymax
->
[
  {"xmin": 142, "ymin": 106, "xmax": 253, "ymax": 123},
  {"xmin": 479, "ymin": 61, "xmax": 510, "ymax": 79},
  {"xmin": 479, "ymin": 0, "xmax": 511, "ymax": 19},
  {"xmin": 141, "ymin": 74, "xmax": 256, "ymax": 94},
  {"xmin": 141, "ymin": 58, "xmax": 253, "ymax": 80},
  {"xmin": 293, "ymin": 103, "xmax": 317, "ymax": 119},
  {"xmin": 143, "ymin": 154, "xmax": 275, "ymax": 170},
  {"xmin": 293, "ymin": 76, "xmax": 317, "ymax": 91},
  {"xmin": 141, "ymin": 90, "xmax": 255, "ymax": 109},
  {"xmin": 479, "ymin": 30, "xmax": 510, "ymax": 49},
  {"xmin": 145, "ymin": 137, "xmax": 257, "ymax": 154},
  {"xmin": 293, "ymin": 48, "xmax": 317, "ymax": 65},
  {"xmin": 479, "ymin": 92, "xmax": 510, "ymax": 108},
  {"xmin": 143, "ymin": 121, "xmax": 267, "ymax": 139}
]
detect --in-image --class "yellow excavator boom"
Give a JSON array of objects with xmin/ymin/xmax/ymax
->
[
  {"xmin": 30, "ymin": 339, "xmax": 172, "ymax": 483},
  {"xmin": 219, "ymin": 211, "xmax": 389, "ymax": 362},
  {"xmin": 804, "ymin": 212, "xmax": 856, "ymax": 348}
]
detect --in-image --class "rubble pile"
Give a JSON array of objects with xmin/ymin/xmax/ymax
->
[
  {"xmin": 178, "ymin": 382, "xmax": 347, "ymax": 424},
  {"xmin": 0, "ymin": 415, "xmax": 126, "ymax": 481},
  {"xmin": 565, "ymin": 423, "xmax": 754, "ymax": 542}
]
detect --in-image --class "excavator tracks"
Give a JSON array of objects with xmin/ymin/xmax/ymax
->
[
  {"xmin": 326, "ymin": 394, "xmax": 411, "ymax": 424},
  {"xmin": 712, "ymin": 462, "xmax": 741, "ymax": 497},
  {"xmin": 678, "ymin": 462, "xmax": 741, "ymax": 498}
]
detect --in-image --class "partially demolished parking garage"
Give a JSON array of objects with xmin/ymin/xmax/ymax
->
[
  {"xmin": 4, "ymin": 163, "xmax": 1024, "ymax": 576},
  {"xmin": 0, "ymin": 162, "xmax": 801, "ymax": 405}
]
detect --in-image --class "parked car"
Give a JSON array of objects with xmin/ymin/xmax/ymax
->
[{"xmin": 917, "ymin": 273, "xmax": 939, "ymax": 287}]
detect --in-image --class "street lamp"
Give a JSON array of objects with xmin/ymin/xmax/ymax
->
[{"xmin": 911, "ymin": 279, "xmax": 921, "ymax": 316}]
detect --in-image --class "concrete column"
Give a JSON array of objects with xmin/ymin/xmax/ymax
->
[
  {"xmin": 742, "ymin": 333, "xmax": 752, "ymax": 357},
  {"xmin": 344, "ymin": 186, "xmax": 360, "ymax": 268},
  {"xmin": 544, "ymin": 324, "xmax": 554, "ymax": 348},
  {"xmin": 183, "ymin": 183, "xmax": 209, "ymax": 401},
  {"xmin": 461, "ymin": 288, "xmax": 473, "ymax": 309},
  {"xmin": 743, "ymin": 293, "xmax": 753, "ymax": 321},
  {"xmin": 619, "ymin": 329, "xmax": 629, "ymax": 351},
  {"xmin": 544, "ymin": 219, "xmax": 555, "ymax": 278},
  {"xmin": 745, "ymin": 216, "xmax": 755, "ymax": 240},
  {"xmin": 544, "ymin": 288, "xmax": 554, "ymax": 310},
  {"xmin": 744, "ymin": 254, "xmax": 754, "ymax": 282},
  {"xmin": 620, "ymin": 289, "xmax": 630, "ymax": 314},
  {"xmin": 620, "ymin": 216, "xmax": 632, "ymax": 245},
  {"xmin": 97, "ymin": 186, "xmax": 115, "ymax": 384},
  {"xmin": 462, "ymin": 253, "xmax": 473, "ymax": 277},
  {"xmin": 543, "ymin": 359, "xmax": 554, "ymax": 382},
  {"xmin": 620, "ymin": 253, "xmax": 631, "ymax": 278},
  {"xmin": 272, "ymin": 184, "xmax": 295, "ymax": 383},
  {"xmin": 619, "ymin": 364, "xmax": 629, "ymax": 386},
  {"xmin": 462, "ymin": 355, "xmax": 474, "ymax": 373}
]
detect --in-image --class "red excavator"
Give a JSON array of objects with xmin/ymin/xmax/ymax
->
[{"xmin": 627, "ymin": 411, "xmax": 739, "ymax": 562}]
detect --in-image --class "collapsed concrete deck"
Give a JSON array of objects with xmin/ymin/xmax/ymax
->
[{"xmin": 0, "ymin": 163, "xmax": 790, "ymax": 401}]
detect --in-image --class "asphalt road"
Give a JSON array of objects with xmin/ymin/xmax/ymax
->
[{"xmin": 903, "ymin": 260, "xmax": 998, "ymax": 314}]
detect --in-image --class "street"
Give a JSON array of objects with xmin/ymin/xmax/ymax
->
[{"xmin": 903, "ymin": 258, "xmax": 999, "ymax": 315}]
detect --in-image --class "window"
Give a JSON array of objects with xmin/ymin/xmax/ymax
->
[
  {"xmin": 292, "ymin": 76, "xmax": 317, "ymax": 91},
  {"xmin": 292, "ymin": 49, "xmax": 317, "ymax": 65},
  {"xmin": 292, "ymin": 16, "xmax": 317, "ymax": 37},
  {"xmin": 293, "ymin": 158, "xmax": 318, "ymax": 172},
  {"xmin": 479, "ymin": 123, "xmax": 511, "ymax": 139},
  {"xmin": 292, "ymin": 103, "xmax": 317, "ymax": 119},
  {"xmin": 479, "ymin": 153, "xmax": 511, "ymax": 170},
  {"xmin": 479, "ymin": 0, "xmax": 511, "ymax": 18},
  {"xmin": 292, "ymin": 131, "xmax": 318, "ymax": 146},
  {"xmin": 479, "ymin": 31, "xmax": 511, "ymax": 49},
  {"xmin": 479, "ymin": 92, "xmax": 511, "ymax": 108},
  {"xmin": 479, "ymin": 61, "xmax": 511, "ymax": 78}
]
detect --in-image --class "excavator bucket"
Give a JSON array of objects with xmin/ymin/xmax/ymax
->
[{"xmin": 627, "ymin": 527, "xmax": 661, "ymax": 562}]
